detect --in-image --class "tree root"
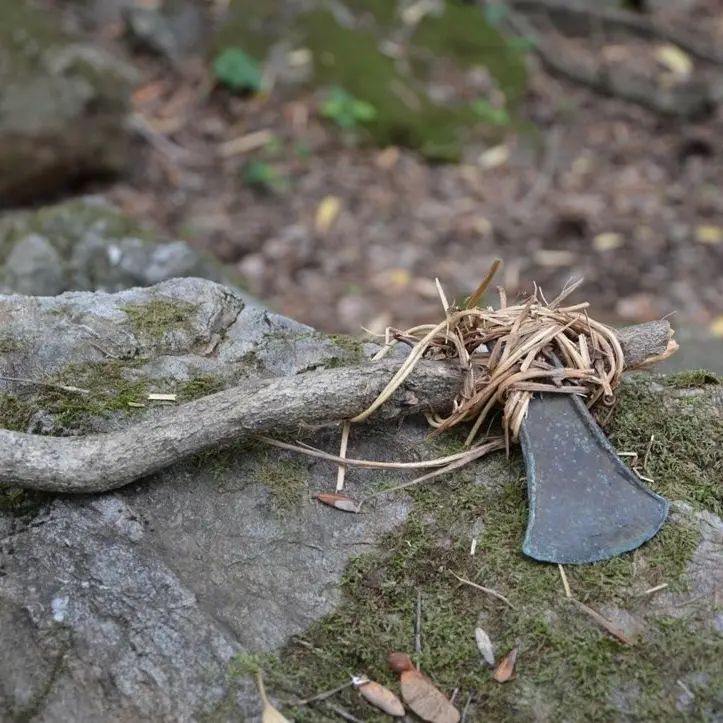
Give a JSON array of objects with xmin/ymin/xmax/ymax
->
[
  {"xmin": 487, "ymin": 0, "xmax": 723, "ymax": 118},
  {"xmin": 0, "ymin": 321, "xmax": 672, "ymax": 495}
]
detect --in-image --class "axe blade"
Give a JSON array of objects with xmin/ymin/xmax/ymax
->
[{"xmin": 519, "ymin": 391, "xmax": 669, "ymax": 565}]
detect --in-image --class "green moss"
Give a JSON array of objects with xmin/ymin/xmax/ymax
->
[
  {"xmin": 665, "ymin": 368, "xmax": 720, "ymax": 389},
  {"xmin": 411, "ymin": 1, "xmax": 527, "ymax": 104},
  {"xmin": 123, "ymin": 299, "xmax": 198, "ymax": 338},
  {"xmin": 253, "ymin": 455, "xmax": 309, "ymax": 516},
  {"xmin": 606, "ymin": 374, "xmax": 723, "ymax": 515},
  {"xmin": 227, "ymin": 374, "xmax": 722, "ymax": 720},
  {"xmin": 327, "ymin": 334, "xmax": 366, "ymax": 361},
  {"xmin": 0, "ymin": 334, "xmax": 23, "ymax": 354},
  {"xmin": 212, "ymin": 3, "xmax": 528, "ymax": 161},
  {"xmin": 177, "ymin": 375, "xmax": 226, "ymax": 402}
]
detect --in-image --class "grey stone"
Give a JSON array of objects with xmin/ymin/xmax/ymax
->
[
  {"xmin": 3, "ymin": 233, "xmax": 65, "ymax": 297},
  {"xmin": 0, "ymin": 278, "xmax": 414, "ymax": 720},
  {"xmin": 0, "ymin": 4, "xmax": 134, "ymax": 205}
]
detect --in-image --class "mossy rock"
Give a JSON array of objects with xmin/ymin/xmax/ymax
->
[
  {"xmin": 213, "ymin": 0, "xmax": 528, "ymax": 161},
  {"xmin": 223, "ymin": 371, "xmax": 723, "ymax": 721}
]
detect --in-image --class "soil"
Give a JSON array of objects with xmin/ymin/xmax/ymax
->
[{"xmin": 47, "ymin": 0, "xmax": 723, "ymax": 339}]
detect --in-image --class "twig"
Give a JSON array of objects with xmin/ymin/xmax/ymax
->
[
  {"xmin": 335, "ymin": 421, "xmax": 351, "ymax": 492},
  {"xmin": 569, "ymin": 598, "xmax": 636, "ymax": 645},
  {"xmin": 517, "ymin": 125, "xmax": 562, "ymax": 217},
  {"xmin": 510, "ymin": 0, "xmax": 723, "ymax": 66},
  {"xmin": 0, "ymin": 376, "xmax": 90, "ymax": 395},
  {"xmin": 0, "ymin": 321, "xmax": 671, "ymax": 494},
  {"xmin": 558, "ymin": 564, "xmax": 571, "ymax": 598},
  {"xmin": 448, "ymin": 570, "xmax": 516, "ymax": 610},
  {"xmin": 322, "ymin": 701, "xmax": 364, "ymax": 723},
  {"xmin": 461, "ymin": 691, "xmax": 476, "ymax": 723},
  {"xmin": 498, "ymin": 3, "xmax": 720, "ymax": 118},
  {"xmin": 643, "ymin": 434, "xmax": 655, "ymax": 474},
  {"xmin": 297, "ymin": 680, "xmax": 354, "ymax": 706},
  {"xmin": 415, "ymin": 588, "xmax": 422, "ymax": 669}
]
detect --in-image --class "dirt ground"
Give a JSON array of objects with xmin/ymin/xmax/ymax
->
[{"xmin": 53, "ymin": 0, "xmax": 723, "ymax": 339}]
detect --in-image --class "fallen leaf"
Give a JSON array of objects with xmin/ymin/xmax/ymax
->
[
  {"xmin": 354, "ymin": 678, "xmax": 406, "ymax": 717},
  {"xmin": 710, "ymin": 315, "xmax": 723, "ymax": 338},
  {"xmin": 256, "ymin": 671, "xmax": 290, "ymax": 723},
  {"xmin": 376, "ymin": 146, "xmax": 400, "ymax": 169},
  {"xmin": 387, "ymin": 653, "xmax": 460, "ymax": 723},
  {"xmin": 400, "ymin": 670, "xmax": 460, "ymax": 723},
  {"xmin": 473, "ymin": 216, "xmax": 493, "ymax": 237},
  {"xmin": 533, "ymin": 249, "xmax": 577, "ymax": 267},
  {"xmin": 593, "ymin": 232, "xmax": 623, "ymax": 252},
  {"xmin": 316, "ymin": 493, "xmax": 359, "ymax": 513},
  {"xmin": 654, "ymin": 44, "xmax": 693, "ymax": 80},
  {"xmin": 387, "ymin": 651, "xmax": 414, "ymax": 674},
  {"xmin": 315, "ymin": 196, "xmax": 341, "ymax": 233},
  {"xmin": 695, "ymin": 225, "xmax": 723, "ymax": 244},
  {"xmin": 218, "ymin": 130, "xmax": 275, "ymax": 158},
  {"xmin": 475, "ymin": 627, "xmax": 495, "ymax": 667},
  {"xmin": 493, "ymin": 646, "xmax": 518, "ymax": 683},
  {"xmin": 477, "ymin": 144, "xmax": 509, "ymax": 170}
]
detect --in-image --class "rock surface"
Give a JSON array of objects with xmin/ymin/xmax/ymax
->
[
  {"xmin": 0, "ymin": 196, "xmax": 258, "ymax": 305},
  {"xmin": 0, "ymin": 278, "xmax": 721, "ymax": 722},
  {"xmin": 0, "ymin": 2, "xmax": 136, "ymax": 206}
]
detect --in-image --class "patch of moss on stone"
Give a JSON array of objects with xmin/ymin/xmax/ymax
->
[
  {"xmin": 327, "ymin": 333, "xmax": 366, "ymax": 362},
  {"xmin": 177, "ymin": 375, "xmax": 226, "ymax": 402},
  {"xmin": 253, "ymin": 455, "xmax": 309, "ymax": 516},
  {"xmin": 123, "ymin": 299, "xmax": 198, "ymax": 338},
  {"xmin": 8, "ymin": 358, "xmax": 152, "ymax": 433},
  {"xmin": 226, "ymin": 372, "xmax": 722, "ymax": 721},
  {"xmin": 607, "ymin": 374, "xmax": 723, "ymax": 515},
  {"xmin": 665, "ymin": 368, "xmax": 720, "ymax": 389},
  {"xmin": 0, "ymin": 334, "xmax": 23, "ymax": 354}
]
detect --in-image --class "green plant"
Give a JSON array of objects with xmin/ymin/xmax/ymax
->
[
  {"xmin": 318, "ymin": 86, "xmax": 377, "ymax": 130},
  {"xmin": 213, "ymin": 47, "xmax": 262, "ymax": 93},
  {"xmin": 241, "ymin": 161, "xmax": 288, "ymax": 194},
  {"xmin": 483, "ymin": 2, "xmax": 511, "ymax": 27},
  {"xmin": 470, "ymin": 98, "xmax": 511, "ymax": 125}
]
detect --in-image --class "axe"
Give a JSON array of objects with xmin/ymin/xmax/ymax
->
[{"xmin": 518, "ymin": 321, "xmax": 674, "ymax": 564}]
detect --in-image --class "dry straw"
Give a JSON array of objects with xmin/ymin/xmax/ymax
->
[{"xmin": 353, "ymin": 259, "xmax": 626, "ymax": 454}]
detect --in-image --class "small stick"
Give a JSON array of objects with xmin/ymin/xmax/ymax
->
[
  {"xmin": 558, "ymin": 564, "xmax": 572, "ymax": 598},
  {"xmin": 569, "ymin": 599, "xmax": 636, "ymax": 645},
  {"xmin": 335, "ymin": 421, "xmax": 351, "ymax": 492},
  {"xmin": 322, "ymin": 702, "xmax": 364, "ymax": 723},
  {"xmin": 643, "ymin": 434, "xmax": 655, "ymax": 474},
  {"xmin": 466, "ymin": 258, "xmax": 502, "ymax": 309},
  {"xmin": 297, "ymin": 680, "xmax": 354, "ymax": 705},
  {"xmin": 448, "ymin": 570, "xmax": 516, "ymax": 610},
  {"xmin": 0, "ymin": 376, "xmax": 90, "ymax": 395},
  {"xmin": 415, "ymin": 588, "xmax": 423, "ymax": 669},
  {"xmin": 461, "ymin": 691, "xmax": 475, "ymax": 722}
]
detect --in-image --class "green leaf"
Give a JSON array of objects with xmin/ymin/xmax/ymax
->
[
  {"xmin": 483, "ymin": 2, "xmax": 510, "ymax": 27},
  {"xmin": 352, "ymin": 100, "xmax": 377, "ymax": 122},
  {"xmin": 213, "ymin": 47, "xmax": 262, "ymax": 93},
  {"xmin": 507, "ymin": 34, "xmax": 538, "ymax": 53},
  {"xmin": 470, "ymin": 98, "xmax": 510, "ymax": 126}
]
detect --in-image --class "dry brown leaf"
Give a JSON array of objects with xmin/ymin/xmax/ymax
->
[
  {"xmin": 387, "ymin": 653, "xmax": 459, "ymax": 723},
  {"xmin": 400, "ymin": 670, "xmax": 460, "ymax": 723},
  {"xmin": 493, "ymin": 646, "xmax": 518, "ymax": 683},
  {"xmin": 654, "ymin": 44, "xmax": 693, "ymax": 80},
  {"xmin": 256, "ymin": 671, "xmax": 290, "ymax": 723},
  {"xmin": 354, "ymin": 678, "xmax": 406, "ymax": 717},
  {"xmin": 387, "ymin": 651, "xmax": 414, "ymax": 674},
  {"xmin": 477, "ymin": 144, "xmax": 509, "ymax": 170},
  {"xmin": 475, "ymin": 627, "xmax": 495, "ymax": 667},
  {"xmin": 710, "ymin": 316, "xmax": 723, "ymax": 338},
  {"xmin": 316, "ymin": 492, "xmax": 359, "ymax": 513},
  {"xmin": 695, "ymin": 225, "xmax": 723, "ymax": 245},
  {"xmin": 593, "ymin": 232, "xmax": 623, "ymax": 252},
  {"xmin": 315, "ymin": 196, "xmax": 341, "ymax": 233}
]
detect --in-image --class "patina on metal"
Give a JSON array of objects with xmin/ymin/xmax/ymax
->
[{"xmin": 519, "ymin": 389, "xmax": 669, "ymax": 565}]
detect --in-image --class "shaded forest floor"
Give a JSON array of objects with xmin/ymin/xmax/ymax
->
[{"xmin": 53, "ymin": 0, "xmax": 723, "ymax": 343}]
